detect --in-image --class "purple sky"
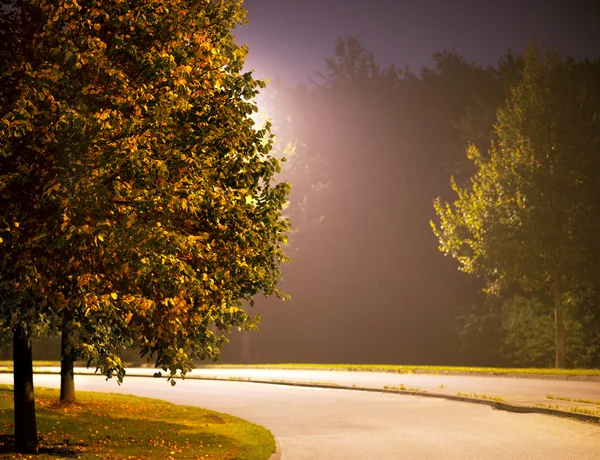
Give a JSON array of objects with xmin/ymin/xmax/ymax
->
[{"xmin": 235, "ymin": 0, "xmax": 600, "ymax": 82}]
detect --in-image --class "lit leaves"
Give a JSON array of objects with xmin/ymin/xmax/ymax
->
[
  {"xmin": 1, "ymin": 0, "xmax": 290, "ymax": 383},
  {"xmin": 432, "ymin": 46, "xmax": 600, "ymax": 296}
]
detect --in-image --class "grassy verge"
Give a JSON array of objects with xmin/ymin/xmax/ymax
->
[
  {"xmin": 536, "ymin": 402, "xmax": 600, "ymax": 417},
  {"xmin": 456, "ymin": 392, "xmax": 505, "ymax": 402},
  {"xmin": 200, "ymin": 363, "xmax": 600, "ymax": 377},
  {"xmin": 0, "ymin": 385, "xmax": 275, "ymax": 459},
  {"xmin": 383, "ymin": 384, "xmax": 422, "ymax": 392},
  {"xmin": 546, "ymin": 394, "xmax": 600, "ymax": 405}
]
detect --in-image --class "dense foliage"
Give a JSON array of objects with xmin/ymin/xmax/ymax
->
[
  {"xmin": 1, "ymin": 0, "xmax": 289, "ymax": 451},
  {"xmin": 432, "ymin": 47, "xmax": 600, "ymax": 368}
]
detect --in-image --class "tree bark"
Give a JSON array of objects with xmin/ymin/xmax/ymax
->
[
  {"xmin": 554, "ymin": 280, "xmax": 566, "ymax": 368},
  {"xmin": 13, "ymin": 324, "xmax": 38, "ymax": 453},
  {"xmin": 60, "ymin": 322, "xmax": 76, "ymax": 402}
]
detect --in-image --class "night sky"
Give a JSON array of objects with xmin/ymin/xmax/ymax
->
[{"xmin": 236, "ymin": 0, "xmax": 600, "ymax": 83}]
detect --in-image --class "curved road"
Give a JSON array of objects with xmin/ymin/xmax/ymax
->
[
  {"xmin": 162, "ymin": 367, "xmax": 600, "ymax": 404},
  {"xmin": 2, "ymin": 373, "xmax": 599, "ymax": 459}
]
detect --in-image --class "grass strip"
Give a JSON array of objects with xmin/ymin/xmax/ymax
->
[
  {"xmin": 456, "ymin": 391, "xmax": 505, "ymax": 402},
  {"xmin": 536, "ymin": 402, "xmax": 600, "ymax": 417},
  {"xmin": 0, "ymin": 385, "xmax": 275, "ymax": 459},
  {"xmin": 546, "ymin": 394, "xmax": 600, "ymax": 405},
  {"xmin": 0, "ymin": 361, "xmax": 63, "ymax": 369},
  {"xmin": 201, "ymin": 363, "xmax": 600, "ymax": 377}
]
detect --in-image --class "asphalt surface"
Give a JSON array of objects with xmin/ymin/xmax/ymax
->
[
  {"xmin": 25, "ymin": 366, "xmax": 600, "ymax": 412},
  {"xmin": 1, "ymin": 371, "xmax": 600, "ymax": 459},
  {"xmin": 181, "ymin": 367, "xmax": 600, "ymax": 406}
]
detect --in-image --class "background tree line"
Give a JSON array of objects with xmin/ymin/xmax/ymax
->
[{"xmin": 222, "ymin": 37, "xmax": 600, "ymax": 370}]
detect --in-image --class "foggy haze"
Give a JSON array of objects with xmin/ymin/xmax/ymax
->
[{"xmin": 221, "ymin": 0, "xmax": 600, "ymax": 365}]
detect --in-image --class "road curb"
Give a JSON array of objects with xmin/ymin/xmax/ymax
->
[
  {"xmin": 3, "ymin": 369, "xmax": 600, "ymax": 424},
  {"xmin": 269, "ymin": 440, "xmax": 281, "ymax": 460},
  {"xmin": 493, "ymin": 401, "xmax": 600, "ymax": 423}
]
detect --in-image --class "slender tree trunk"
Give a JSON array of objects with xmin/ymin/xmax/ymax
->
[
  {"xmin": 60, "ymin": 321, "xmax": 76, "ymax": 402},
  {"xmin": 13, "ymin": 324, "xmax": 38, "ymax": 454},
  {"xmin": 554, "ymin": 280, "xmax": 566, "ymax": 368}
]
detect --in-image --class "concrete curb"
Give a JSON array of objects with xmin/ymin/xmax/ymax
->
[
  {"xmin": 270, "ymin": 440, "xmax": 281, "ymax": 460},
  {"xmin": 3, "ymin": 369, "xmax": 600, "ymax": 425}
]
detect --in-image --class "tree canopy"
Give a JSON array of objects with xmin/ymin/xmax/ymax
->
[
  {"xmin": 432, "ymin": 46, "xmax": 600, "ymax": 368},
  {"xmin": 1, "ymin": 0, "xmax": 290, "ymax": 452}
]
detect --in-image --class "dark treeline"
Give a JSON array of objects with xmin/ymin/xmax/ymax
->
[{"xmin": 222, "ymin": 37, "xmax": 600, "ymax": 368}]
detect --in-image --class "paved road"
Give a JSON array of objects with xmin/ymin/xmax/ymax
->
[
  {"xmin": 1, "ymin": 373, "xmax": 599, "ymax": 459},
  {"xmin": 177, "ymin": 367, "xmax": 600, "ymax": 406}
]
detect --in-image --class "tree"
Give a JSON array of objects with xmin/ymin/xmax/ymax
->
[
  {"xmin": 499, "ymin": 293, "xmax": 595, "ymax": 368},
  {"xmin": 1, "ymin": 0, "xmax": 289, "ymax": 453},
  {"xmin": 460, "ymin": 290, "xmax": 600, "ymax": 368},
  {"xmin": 432, "ymin": 46, "xmax": 600, "ymax": 368},
  {"xmin": 0, "ymin": 1, "xmax": 56, "ymax": 451}
]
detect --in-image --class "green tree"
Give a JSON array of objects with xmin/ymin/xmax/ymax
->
[
  {"xmin": 1, "ymin": 0, "xmax": 289, "ymax": 453},
  {"xmin": 432, "ymin": 46, "xmax": 600, "ymax": 369},
  {"xmin": 498, "ymin": 294, "xmax": 595, "ymax": 368}
]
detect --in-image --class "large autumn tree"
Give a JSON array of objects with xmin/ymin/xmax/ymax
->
[
  {"xmin": 0, "ymin": 0, "xmax": 289, "ymax": 453},
  {"xmin": 432, "ymin": 46, "xmax": 600, "ymax": 369}
]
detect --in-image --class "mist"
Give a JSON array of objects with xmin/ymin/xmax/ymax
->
[{"xmin": 221, "ymin": 0, "xmax": 600, "ymax": 366}]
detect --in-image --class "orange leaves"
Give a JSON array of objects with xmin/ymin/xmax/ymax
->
[
  {"xmin": 81, "ymin": 85, "xmax": 102, "ymax": 96},
  {"xmin": 174, "ymin": 77, "xmax": 188, "ymax": 87},
  {"xmin": 124, "ymin": 312, "xmax": 133, "ymax": 324},
  {"xmin": 178, "ymin": 65, "xmax": 193, "ymax": 75},
  {"xmin": 140, "ymin": 299, "xmax": 154, "ymax": 311}
]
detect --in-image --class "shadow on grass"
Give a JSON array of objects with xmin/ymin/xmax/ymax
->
[{"xmin": 0, "ymin": 434, "xmax": 81, "ymax": 457}]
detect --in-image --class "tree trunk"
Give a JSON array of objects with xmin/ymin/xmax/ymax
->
[
  {"xmin": 554, "ymin": 280, "xmax": 566, "ymax": 368},
  {"xmin": 13, "ymin": 324, "xmax": 38, "ymax": 454},
  {"xmin": 60, "ymin": 322, "xmax": 76, "ymax": 403}
]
